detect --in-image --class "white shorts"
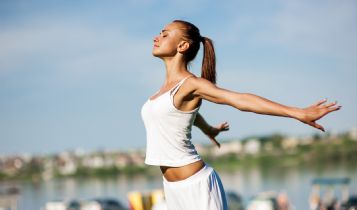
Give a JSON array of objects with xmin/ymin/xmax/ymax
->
[{"xmin": 163, "ymin": 164, "xmax": 228, "ymax": 210}]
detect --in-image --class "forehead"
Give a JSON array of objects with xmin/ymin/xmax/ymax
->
[{"xmin": 162, "ymin": 22, "xmax": 183, "ymax": 33}]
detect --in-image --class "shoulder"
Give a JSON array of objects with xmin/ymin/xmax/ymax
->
[
  {"xmin": 184, "ymin": 76, "xmax": 221, "ymax": 99},
  {"xmin": 186, "ymin": 76, "xmax": 216, "ymax": 89}
]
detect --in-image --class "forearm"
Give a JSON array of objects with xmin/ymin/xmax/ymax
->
[
  {"xmin": 193, "ymin": 112, "xmax": 212, "ymax": 134},
  {"xmin": 194, "ymin": 78, "xmax": 340, "ymax": 132},
  {"xmin": 229, "ymin": 93, "xmax": 303, "ymax": 119}
]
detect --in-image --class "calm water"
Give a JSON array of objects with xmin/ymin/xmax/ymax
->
[{"xmin": 1, "ymin": 164, "xmax": 357, "ymax": 210}]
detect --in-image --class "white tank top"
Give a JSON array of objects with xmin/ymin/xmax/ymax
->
[{"xmin": 141, "ymin": 76, "xmax": 202, "ymax": 167}]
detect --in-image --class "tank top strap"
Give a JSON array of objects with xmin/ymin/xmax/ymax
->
[{"xmin": 170, "ymin": 75, "xmax": 194, "ymax": 96}]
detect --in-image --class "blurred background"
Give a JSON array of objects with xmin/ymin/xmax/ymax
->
[{"xmin": 1, "ymin": 0, "xmax": 356, "ymax": 209}]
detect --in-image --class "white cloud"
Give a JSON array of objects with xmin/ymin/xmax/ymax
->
[
  {"xmin": 215, "ymin": 0, "xmax": 357, "ymax": 61},
  {"xmin": 0, "ymin": 17, "xmax": 161, "ymax": 86},
  {"xmin": 262, "ymin": 0, "xmax": 357, "ymax": 60}
]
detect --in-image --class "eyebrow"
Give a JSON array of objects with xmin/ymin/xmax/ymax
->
[{"xmin": 161, "ymin": 29, "xmax": 169, "ymax": 33}]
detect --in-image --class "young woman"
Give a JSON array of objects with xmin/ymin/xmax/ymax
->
[{"xmin": 141, "ymin": 20, "xmax": 340, "ymax": 210}]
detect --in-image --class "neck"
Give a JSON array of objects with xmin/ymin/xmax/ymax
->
[{"xmin": 162, "ymin": 56, "xmax": 188, "ymax": 83}]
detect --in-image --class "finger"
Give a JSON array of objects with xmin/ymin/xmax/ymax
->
[
  {"xmin": 221, "ymin": 122, "xmax": 229, "ymax": 127},
  {"xmin": 210, "ymin": 137, "xmax": 221, "ymax": 148},
  {"xmin": 218, "ymin": 122, "xmax": 229, "ymax": 131},
  {"xmin": 314, "ymin": 98, "xmax": 328, "ymax": 106},
  {"xmin": 324, "ymin": 101, "xmax": 338, "ymax": 108},
  {"xmin": 309, "ymin": 121, "xmax": 325, "ymax": 132},
  {"xmin": 328, "ymin": 104, "xmax": 341, "ymax": 110},
  {"xmin": 327, "ymin": 105, "xmax": 342, "ymax": 113},
  {"xmin": 222, "ymin": 124, "xmax": 229, "ymax": 131},
  {"xmin": 223, "ymin": 122, "xmax": 230, "ymax": 129}
]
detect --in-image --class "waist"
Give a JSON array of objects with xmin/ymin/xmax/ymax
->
[{"xmin": 160, "ymin": 160, "xmax": 205, "ymax": 182}]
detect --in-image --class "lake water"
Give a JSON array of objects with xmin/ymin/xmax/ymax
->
[{"xmin": 1, "ymin": 163, "xmax": 357, "ymax": 210}]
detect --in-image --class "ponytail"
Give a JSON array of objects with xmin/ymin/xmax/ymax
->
[
  {"xmin": 201, "ymin": 37, "xmax": 216, "ymax": 84},
  {"xmin": 172, "ymin": 20, "xmax": 217, "ymax": 84}
]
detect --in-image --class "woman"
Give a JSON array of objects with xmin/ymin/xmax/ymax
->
[{"xmin": 141, "ymin": 20, "xmax": 340, "ymax": 210}]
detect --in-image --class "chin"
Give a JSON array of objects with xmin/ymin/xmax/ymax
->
[
  {"xmin": 152, "ymin": 50, "xmax": 164, "ymax": 58},
  {"xmin": 152, "ymin": 52, "xmax": 160, "ymax": 58}
]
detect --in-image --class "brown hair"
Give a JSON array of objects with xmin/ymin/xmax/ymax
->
[{"xmin": 173, "ymin": 20, "xmax": 216, "ymax": 84}]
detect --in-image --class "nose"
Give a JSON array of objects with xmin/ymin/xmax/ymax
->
[{"xmin": 153, "ymin": 35, "xmax": 159, "ymax": 43}]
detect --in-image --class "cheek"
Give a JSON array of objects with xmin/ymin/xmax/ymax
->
[{"xmin": 161, "ymin": 40, "xmax": 177, "ymax": 52}]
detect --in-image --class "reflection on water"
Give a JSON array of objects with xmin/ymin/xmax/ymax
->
[
  {"xmin": 219, "ymin": 163, "xmax": 357, "ymax": 209},
  {"xmin": 1, "ymin": 164, "xmax": 356, "ymax": 210}
]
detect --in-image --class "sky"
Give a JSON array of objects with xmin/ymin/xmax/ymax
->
[{"xmin": 1, "ymin": 0, "xmax": 356, "ymax": 155}]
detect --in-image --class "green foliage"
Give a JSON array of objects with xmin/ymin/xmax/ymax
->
[
  {"xmin": 121, "ymin": 165, "xmax": 148, "ymax": 175},
  {"xmin": 209, "ymin": 137, "xmax": 357, "ymax": 171},
  {"xmin": 68, "ymin": 165, "xmax": 150, "ymax": 178},
  {"xmin": 2, "ymin": 134, "xmax": 357, "ymax": 181},
  {"xmin": 0, "ymin": 171, "xmax": 7, "ymax": 180}
]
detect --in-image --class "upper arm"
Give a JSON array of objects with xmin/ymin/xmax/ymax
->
[
  {"xmin": 191, "ymin": 77, "xmax": 243, "ymax": 106},
  {"xmin": 189, "ymin": 77, "xmax": 297, "ymax": 117}
]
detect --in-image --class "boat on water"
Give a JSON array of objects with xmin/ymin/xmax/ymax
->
[
  {"xmin": 44, "ymin": 200, "xmax": 80, "ymax": 210},
  {"xmin": 246, "ymin": 191, "xmax": 293, "ymax": 210},
  {"xmin": 340, "ymin": 195, "xmax": 357, "ymax": 210},
  {"xmin": 309, "ymin": 177, "xmax": 356, "ymax": 210},
  {"xmin": 127, "ymin": 189, "xmax": 244, "ymax": 210},
  {"xmin": 0, "ymin": 186, "xmax": 20, "ymax": 210},
  {"xmin": 44, "ymin": 198, "xmax": 128, "ymax": 210}
]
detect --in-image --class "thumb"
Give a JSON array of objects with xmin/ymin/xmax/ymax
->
[
  {"xmin": 309, "ymin": 121, "xmax": 325, "ymax": 132},
  {"xmin": 209, "ymin": 136, "xmax": 221, "ymax": 148}
]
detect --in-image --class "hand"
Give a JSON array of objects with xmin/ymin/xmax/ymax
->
[
  {"xmin": 298, "ymin": 99, "xmax": 341, "ymax": 132},
  {"xmin": 206, "ymin": 122, "xmax": 230, "ymax": 148}
]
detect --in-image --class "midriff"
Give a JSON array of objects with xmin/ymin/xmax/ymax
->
[{"xmin": 160, "ymin": 160, "xmax": 205, "ymax": 182}]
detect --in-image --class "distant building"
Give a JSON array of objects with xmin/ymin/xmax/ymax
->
[
  {"xmin": 1, "ymin": 156, "xmax": 25, "ymax": 176},
  {"xmin": 349, "ymin": 127, "xmax": 357, "ymax": 141},
  {"xmin": 129, "ymin": 152, "xmax": 145, "ymax": 166},
  {"xmin": 115, "ymin": 153, "xmax": 131, "ymax": 168},
  {"xmin": 212, "ymin": 140, "xmax": 242, "ymax": 157},
  {"xmin": 300, "ymin": 135, "xmax": 314, "ymax": 145},
  {"xmin": 281, "ymin": 137, "xmax": 299, "ymax": 150},
  {"xmin": 244, "ymin": 139, "xmax": 261, "ymax": 155},
  {"xmin": 263, "ymin": 142, "xmax": 274, "ymax": 152},
  {"xmin": 82, "ymin": 155, "xmax": 105, "ymax": 169},
  {"xmin": 195, "ymin": 143, "xmax": 210, "ymax": 156},
  {"xmin": 56, "ymin": 152, "xmax": 77, "ymax": 175},
  {"xmin": 42, "ymin": 158, "xmax": 55, "ymax": 180}
]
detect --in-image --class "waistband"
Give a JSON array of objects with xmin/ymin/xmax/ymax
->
[{"xmin": 163, "ymin": 164, "xmax": 214, "ymax": 187}]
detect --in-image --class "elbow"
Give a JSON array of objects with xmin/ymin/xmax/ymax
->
[
  {"xmin": 238, "ymin": 107, "xmax": 249, "ymax": 112},
  {"xmin": 234, "ymin": 104, "xmax": 250, "ymax": 112},
  {"xmin": 231, "ymin": 93, "xmax": 254, "ymax": 112},
  {"xmin": 215, "ymin": 98, "xmax": 230, "ymax": 105},
  {"xmin": 208, "ymin": 96, "xmax": 225, "ymax": 105}
]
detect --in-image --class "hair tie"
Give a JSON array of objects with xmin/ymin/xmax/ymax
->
[{"xmin": 200, "ymin": 36, "xmax": 205, "ymax": 42}]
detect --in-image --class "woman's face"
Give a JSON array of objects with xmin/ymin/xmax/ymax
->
[{"xmin": 152, "ymin": 22, "xmax": 183, "ymax": 58}]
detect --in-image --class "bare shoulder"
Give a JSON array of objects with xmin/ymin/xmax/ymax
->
[
  {"xmin": 184, "ymin": 76, "xmax": 227, "ymax": 102},
  {"xmin": 186, "ymin": 76, "xmax": 216, "ymax": 91}
]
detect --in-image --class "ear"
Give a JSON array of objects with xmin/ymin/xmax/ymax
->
[{"xmin": 177, "ymin": 41, "xmax": 190, "ymax": 53}]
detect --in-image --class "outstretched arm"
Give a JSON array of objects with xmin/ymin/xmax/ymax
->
[
  {"xmin": 191, "ymin": 78, "xmax": 341, "ymax": 132},
  {"xmin": 194, "ymin": 112, "xmax": 229, "ymax": 148}
]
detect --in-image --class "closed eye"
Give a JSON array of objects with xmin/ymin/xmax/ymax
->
[{"xmin": 160, "ymin": 29, "xmax": 169, "ymax": 37}]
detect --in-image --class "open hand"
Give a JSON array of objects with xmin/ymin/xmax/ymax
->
[
  {"xmin": 206, "ymin": 122, "xmax": 230, "ymax": 148},
  {"xmin": 298, "ymin": 99, "xmax": 341, "ymax": 132}
]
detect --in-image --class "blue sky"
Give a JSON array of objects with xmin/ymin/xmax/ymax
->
[{"xmin": 1, "ymin": 0, "xmax": 356, "ymax": 155}]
